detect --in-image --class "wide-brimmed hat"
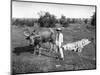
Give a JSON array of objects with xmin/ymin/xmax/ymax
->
[{"xmin": 56, "ymin": 28, "xmax": 62, "ymax": 31}]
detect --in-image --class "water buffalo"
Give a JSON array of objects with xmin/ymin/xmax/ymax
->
[
  {"xmin": 35, "ymin": 28, "xmax": 56, "ymax": 51},
  {"xmin": 37, "ymin": 28, "xmax": 55, "ymax": 43},
  {"xmin": 24, "ymin": 28, "xmax": 56, "ymax": 55}
]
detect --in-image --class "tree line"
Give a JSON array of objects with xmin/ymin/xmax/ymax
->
[{"xmin": 12, "ymin": 11, "xmax": 96, "ymax": 27}]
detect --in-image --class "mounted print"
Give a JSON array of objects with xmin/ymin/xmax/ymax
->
[{"xmin": 11, "ymin": 0, "xmax": 96, "ymax": 75}]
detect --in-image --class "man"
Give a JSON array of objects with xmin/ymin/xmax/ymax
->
[{"xmin": 55, "ymin": 28, "xmax": 64, "ymax": 60}]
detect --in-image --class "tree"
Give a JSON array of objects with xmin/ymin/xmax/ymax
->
[
  {"xmin": 59, "ymin": 15, "xmax": 69, "ymax": 27},
  {"xmin": 84, "ymin": 19, "xmax": 88, "ymax": 24},
  {"xmin": 91, "ymin": 12, "xmax": 96, "ymax": 26},
  {"xmin": 71, "ymin": 18, "xmax": 76, "ymax": 23},
  {"xmin": 38, "ymin": 12, "xmax": 57, "ymax": 27}
]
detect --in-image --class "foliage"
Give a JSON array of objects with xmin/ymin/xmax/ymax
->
[
  {"xmin": 12, "ymin": 18, "xmax": 38, "ymax": 27},
  {"xmin": 59, "ymin": 15, "xmax": 69, "ymax": 27},
  {"xmin": 91, "ymin": 12, "xmax": 96, "ymax": 26},
  {"xmin": 38, "ymin": 12, "xmax": 57, "ymax": 27},
  {"xmin": 84, "ymin": 19, "xmax": 88, "ymax": 24},
  {"xmin": 12, "ymin": 11, "xmax": 93, "ymax": 28}
]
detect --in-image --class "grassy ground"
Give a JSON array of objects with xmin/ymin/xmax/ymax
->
[{"xmin": 11, "ymin": 23, "xmax": 96, "ymax": 74}]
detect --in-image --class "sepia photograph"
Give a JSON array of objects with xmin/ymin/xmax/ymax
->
[{"xmin": 11, "ymin": 0, "xmax": 96, "ymax": 75}]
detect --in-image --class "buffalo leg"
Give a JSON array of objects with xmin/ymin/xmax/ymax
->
[{"xmin": 50, "ymin": 42, "xmax": 53, "ymax": 52}]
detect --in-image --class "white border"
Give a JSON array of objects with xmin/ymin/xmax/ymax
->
[{"xmin": 0, "ymin": 0, "xmax": 99, "ymax": 75}]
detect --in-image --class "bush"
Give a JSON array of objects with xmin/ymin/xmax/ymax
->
[
  {"xmin": 12, "ymin": 18, "xmax": 38, "ymax": 27},
  {"xmin": 38, "ymin": 12, "xmax": 57, "ymax": 27},
  {"xmin": 59, "ymin": 15, "xmax": 69, "ymax": 27},
  {"xmin": 91, "ymin": 12, "xmax": 96, "ymax": 26}
]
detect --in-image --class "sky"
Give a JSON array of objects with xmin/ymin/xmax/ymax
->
[{"xmin": 12, "ymin": 1, "xmax": 95, "ymax": 19}]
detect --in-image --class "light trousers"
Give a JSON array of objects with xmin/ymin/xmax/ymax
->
[{"xmin": 56, "ymin": 42, "xmax": 64, "ymax": 59}]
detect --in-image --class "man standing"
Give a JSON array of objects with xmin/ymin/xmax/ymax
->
[{"xmin": 55, "ymin": 28, "xmax": 64, "ymax": 60}]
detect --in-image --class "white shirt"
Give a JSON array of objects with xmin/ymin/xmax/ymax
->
[{"xmin": 56, "ymin": 32, "xmax": 63, "ymax": 47}]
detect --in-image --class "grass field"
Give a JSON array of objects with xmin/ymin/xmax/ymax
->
[{"xmin": 11, "ymin": 23, "xmax": 96, "ymax": 74}]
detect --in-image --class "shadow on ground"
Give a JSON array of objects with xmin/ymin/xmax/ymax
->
[{"xmin": 13, "ymin": 45, "xmax": 35, "ymax": 55}]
